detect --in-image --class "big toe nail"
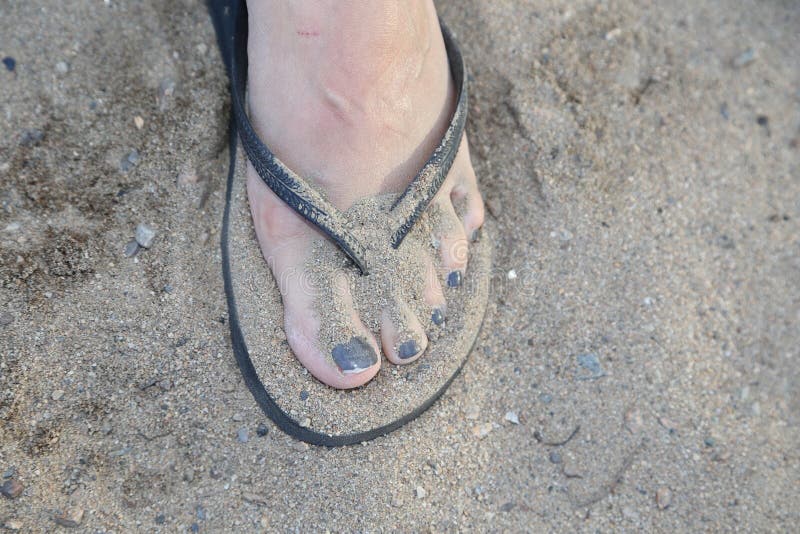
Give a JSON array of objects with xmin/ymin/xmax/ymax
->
[{"xmin": 331, "ymin": 337, "xmax": 378, "ymax": 374}]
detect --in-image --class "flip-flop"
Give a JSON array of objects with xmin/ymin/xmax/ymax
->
[{"xmin": 207, "ymin": 0, "xmax": 492, "ymax": 446}]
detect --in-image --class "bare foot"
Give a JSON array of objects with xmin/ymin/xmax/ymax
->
[{"xmin": 245, "ymin": 0, "xmax": 484, "ymax": 389}]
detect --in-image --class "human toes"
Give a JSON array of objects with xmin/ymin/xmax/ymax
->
[
  {"xmin": 380, "ymin": 298, "xmax": 429, "ymax": 365},
  {"xmin": 284, "ymin": 274, "xmax": 381, "ymax": 389},
  {"xmin": 431, "ymin": 194, "xmax": 469, "ymax": 288},
  {"xmin": 448, "ymin": 139, "xmax": 485, "ymax": 242}
]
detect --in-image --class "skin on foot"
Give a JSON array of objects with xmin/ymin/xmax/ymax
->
[{"xmin": 245, "ymin": 0, "xmax": 485, "ymax": 389}]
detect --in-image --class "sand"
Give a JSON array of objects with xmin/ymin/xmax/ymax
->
[{"xmin": 1, "ymin": 0, "xmax": 799, "ymax": 531}]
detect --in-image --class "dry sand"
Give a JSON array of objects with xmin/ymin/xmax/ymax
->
[{"xmin": 2, "ymin": 0, "xmax": 799, "ymax": 531}]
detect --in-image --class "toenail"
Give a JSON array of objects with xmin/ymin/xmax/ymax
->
[
  {"xmin": 447, "ymin": 270, "xmax": 463, "ymax": 288},
  {"xmin": 470, "ymin": 229, "xmax": 479, "ymax": 242},
  {"xmin": 398, "ymin": 339, "xmax": 420, "ymax": 360},
  {"xmin": 431, "ymin": 308, "xmax": 445, "ymax": 326},
  {"xmin": 331, "ymin": 337, "xmax": 378, "ymax": 374}
]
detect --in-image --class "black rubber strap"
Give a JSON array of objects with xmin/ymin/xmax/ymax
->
[{"xmin": 208, "ymin": 0, "xmax": 476, "ymax": 446}]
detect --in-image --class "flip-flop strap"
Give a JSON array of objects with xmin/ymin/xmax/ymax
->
[
  {"xmin": 215, "ymin": 0, "xmax": 468, "ymax": 274},
  {"xmin": 388, "ymin": 24, "xmax": 468, "ymax": 249}
]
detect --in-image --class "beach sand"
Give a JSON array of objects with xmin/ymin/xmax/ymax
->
[{"xmin": 2, "ymin": 0, "xmax": 798, "ymax": 530}]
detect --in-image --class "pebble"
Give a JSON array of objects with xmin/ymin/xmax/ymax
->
[
  {"xmin": 196, "ymin": 505, "xmax": 206, "ymax": 520},
  {"xmin": 299, "ymin": 390, "xmax": 309, "ymax": 401},
  {"xmin": 190, "ymin": 523, "xmax": 199, "ymax": 533},
  {"xmin": 2, "ymin": 56, "xmax": 15, "ymax": 72},
  {"xmin": 465, "ymin": 404, "xmax": 480, "ymax": 420},
  {"xmin": 135, "ymin": 223, "xmax": 156, "ymax": 248},
  {"xmin": 472, "ymin": 422, "xmax": 494, "ymax": 439},
  {"xmin": 548, "ymin": 451, "xmax": 562, "ymax": 464},
  {"xmin": 507, "ymin": 269, "xmax": 517, "ymax": 280},
  {"xmin": 177, "ymin": 167, "xmax": 200, "ymax": 186},
  {"xmin": 704, "ymin": 437, "xmax": 716, "ymax": 448},
  {"xmin": 562, "ymin": 463, "xmax": 582, "ymax": 478},
  {"xmin": 624, "ymin": 407, "xmax": 644, "ymax": 433},
  {"xmin": 54, "ymin": 508, "xmax": 84, "ymax": 528},
  {"xmin": 232, "ymin": 413, "xmax": 244, "ymax": 422},
  {"xmin": 0, "ymin": 311, "xmax": 12, "ymax": 326},
  {"xmin": 123, "ymin": 240, "xmax": 140, "ymax": 258},
  {"xmin": 155, "ymin": 514, "xmax": 166, "ymax": 525},
  {"xmin": 19, "ymin": 129, "xmax": 44, "ymax": 147},
  {"xmin": 292, "ymin": 441, "xmax": 309, "ymax": 452},
  {"xmin": 415, "ymin": 486, "xmax": 427, "ymax": 499},
  {"xmin": 656, "ymin": 487, "xmax": 672, "ymax": 509},
  {"xmin": 51, "ymin": 390, "xmax": 65, "ymax": 401},
  {"xmin": 485, "ymin": 197, "xmax": 503, "ymax": 218},
  {"xmin": 55, "ymin": 61, "xmax": 70, "ymax": 74},
  {"xmin": 158, "ymin": 77, "xmax": 176, "ymax": 111},
  {"xmin": 3, "ymin": 519, "xmax": 22, "ymax": 531},
  {"xmin": 256, "ymin": 424, "xmax": 268, "ymax": 437},
  {"xmin": 504, "ymin": 411, "xmax": 520, "ymax": 425},
  {"xmin": 134, "ymin": 116, "xmax": 144, "ymax": 129},
  {"xmin": 236, "ymin": 428, "xmax": 249, "ymax": 443},
  {"xmin": 576, "ymin": 353, "xmax": 605, "ymax": 380},
  {"xmin": 299, "ymin": 417, "xmax": 311, "ymax": 428},
  {"xmin": 539, "ymin": 393, "xmax": 553, "ymax": 404},
  {"xmin": 732, "ymin": 48, "xmax": 756, "ymax": 68},
  {"xmin": 1, "ymin": 479, "xmax": 23, "ymax": 499},
  {"xmin": 2, "ymin": 467, "xmax": 15, "ymax": 479},
  {"xmin": 119, "ymin": 149, "xmax": 140, "ymax": 172}
]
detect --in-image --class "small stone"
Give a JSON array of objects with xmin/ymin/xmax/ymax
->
[
  {"xmin": 704, "ymin": 437, "xmax": 716, "ymax": 448},
  {"xmin": 576, "ymin": 353, "xmax": 604, "ymax": 380},
  {"xmin": 123, "ymin": 240, "xmax": 139, "ymax": 258},
  {"xmin": 197, "ymin": 43, "xmax": 208, "ymax": 56},
  {"xmin": 656, "ymin": 487, "xmax": 672, "ymax": 509},
  {"xmin": 256, "ymin": 424, "xmax": 268, "ymax": 437},
  {"xmin": 415, "ymin": 486, "xmax": 427, "ymax": 499},
  {"xmin": 1, "ymin": 479, "xmax": 23, "ymax": 499},
  {"xmin": 299, "ymin": 417, "xmax": 311, "ymax": 428},
  {"xmin": 465, "ymin": 404, "xmax": 480, "ymax": 420},
  {"xmin": 242, "ymin": 492, "xmax": 268, "ymax": 506},
  {"xmin": 391, "ymin": 497, "xmax": 404, "ymax": 507},
  {"xmin": 52, "ymin": 390, "xmax": 65, "ymax": 401},
  {"xmin": 54, "ymin": 508, "xmax": 84, "ymax": 528},
  {"xmin": 4, "ymin": 519, "xmax": 23, "ymax": 530},
  {"xmin": 134, "ymin": 116, "xmax": 144, "ymax": 129},
  {"xmin": 292, "ymin": 441, "xmax": 309, "ymax": 452},
  {"xmin": 196, "ymin": 505, "xmax": 206, "ymax": 520},
  {"xmin": 500, "ymin": 502, "xmax": 515, "ymax": 512},
  {"xmin": 624, "ymin": 407, "xmax": 644, "ymax": 433},
  {"xmin": 19, "ymin": 129, "xmax": 44, "ymax": 147},
  {"xmin": 472, "ymin": 422, "xmax": 493, "ymax": 439},
  {"xmin": 236, "ymin": 427, "xmax": 249, "ymax": 443},
  {"xmin": 55, "ymin": 61, "xmax": 70, "ymax": 74},
  {"xmin": 158, "ymin": 77, "xmax": 176, "ymax": 111},
  {"xmin": 299, "ymin": 390, "xmax": 309, "ymax": 401},
  {"xmin": 120, "ymin": 149, "xmax": 140, "ymax": 172},
  {"xmin": 177, "ymin": 167, "xmax": 200, "ymax": 186},
  {"xmin": 2, "ymin": 467, "xmax": 15, "ymax": 479},
  {"xmin": 539, "ymin": 393, "xmax": 553, "ymax": 404},
  {"xmin": 548, "ymin": 451, "xmax": 562, "ymax": 464},
  {"xmin": 135, "ymin": 223, "xmax": 156, "ymax": 248},
  {"xmin": 605, "ymin": 27, "xmax": 622, "ymax": 40},
  {"xmin": 0, "ymin": 311, "xmax": 12, "ymax": 326},
  {"xmin": 504, "ymin": 411, "xmax": 520, "ymax": 425},
  {"xmin": 232, "ymin": 413, "xmax": 244, "ymax": 422},
  {"xmin": 507, "ymin": 269, "xmax": 517, "ymax": 280},
  {"xmin": 562, "ymin": 463, "xmax": 582, "ymax": 478},
  {"xmin": 190, "ymin": 523, "xmax": 199, "ymax": 533},
  {"xmin": 485, "ymin": 197, "xmax": 503, "ymax": 218},
  {"xmin": 155, "ymin": 514, "xmax": 166, "ymax": 525},
  {"xmin": 732, "ymin": 48, "xmax": 756, "ymax": 68}
]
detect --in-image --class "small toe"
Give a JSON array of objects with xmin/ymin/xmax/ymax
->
[
  {"xmin": 431, "ymin": 197, "xmax": 469, "ymax": 286},
  {"xmin": 423, "ymin": 256, "xmax": 447, "ymax": 327},
  {"xmin": 381, "ymin": 300, "xmax": 429, "ymax": 365}
]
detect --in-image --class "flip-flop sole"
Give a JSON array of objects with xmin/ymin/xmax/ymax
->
[{"xmin": 222, "ymin": 145, "xmax": 492, "ymax": 446}]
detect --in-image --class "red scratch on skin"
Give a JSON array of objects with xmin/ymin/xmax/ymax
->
[{"xmin": 296, "ymin": 30, "xmax": 320, "ymax": 38}]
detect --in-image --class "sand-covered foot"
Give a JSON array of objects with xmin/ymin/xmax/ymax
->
[{"xmin": 245, "ymin": 0, "xmax": 484, "ymax": 389}]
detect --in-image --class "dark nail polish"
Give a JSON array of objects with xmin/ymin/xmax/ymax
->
[
  {"xmin": 447, "ymin": 270, "xmax": 463, "ymax": 288},
  {"xmin": 398, "ymin": 339, "xmax": 420, "ymax": 360},
  {"xmin": 470, "ymin": 229, "xmax": 479, "ymax": 242},
  {"xmin": 331, "ymin": 337, "xmax": 378, "ymax": 374},
  {"xmin": 431, "ymin": 308, "xmax": 445, "ymax": 326}
]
